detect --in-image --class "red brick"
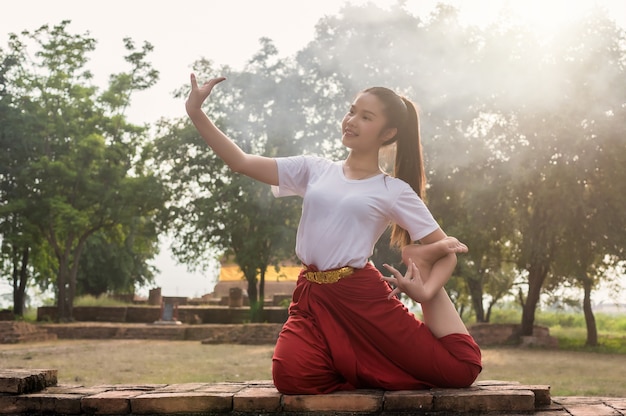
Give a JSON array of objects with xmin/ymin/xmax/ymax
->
[
  {"xmin": 81, "ymin": 390, "xmax": 143, "ymax": 414},
  {"xmin": 22, "ymin": 393, "xmax": 82, "ymax": 414},
  {"xmin": 91, "ymin": 383, "xmax": 166, "ymax": 391},
  {"xmin": 0, "ymin": 369, "xmax": 57, "ymax": 394},
  {"xmin": 193, "ymin": 382, "xmax": 246, "ymax": 394},
  {"xmin": 487, "ymin": 383, "xmax": 551, "ymax": 406},
  {"xmin": 607, "ymin": 398, "xmax": 626, "ymax": 411},
  {"xmin": 234, "ymin": 386, "xmax": 282, "ymax": 412},
  {"xmin": 522, "ymin": 384, "xmax": 551, "ymax": 406},
  {"xmin": 131, "ymin": 391, "xmax": 232, "ymax": 414},
  {"xmin": 151, "ymin": 383, "xmax": 213, "ymax": 392},
  {"xmin": 474, "ymin": 379, "xmax": 521, "ymax": 386},
  {"xmin": 59, "ymin": 386, "xmax": 110, "ymax": 395},
  {"xmin": 561, "ymin": 403, "xmax": 623, "ymax": 415},
  {"xmin": 553, "ymin": 396, "xmax": 608, "ymax": 406},
  {"xmin": 282, "ymin": 389, "xmax": 383, "ymax": 413},
  {"xmin": 433, "ymin": 388, "xmax": 535, "ymax": 412},
  {"xmin": 383, "ymin": 390, "xmax": 433, "ymax": 411},
  {"xmin": 0, "ymin": 395, "xmax": 41, "ymax": 414}
]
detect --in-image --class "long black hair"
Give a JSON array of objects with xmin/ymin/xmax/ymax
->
[{"xmin": 363, "ymin": 87, "xmax": 426, "ymax": 248}]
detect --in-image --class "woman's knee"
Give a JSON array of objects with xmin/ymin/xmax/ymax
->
[
  {"xmin": 272, "ymin": 358, "xmax": 346, "ymax": 394},
  {"xmin": 448, "ymin": 362, "xmax": 482, "ymax": 388}
]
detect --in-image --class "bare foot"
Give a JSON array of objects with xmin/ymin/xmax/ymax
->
[
  {"xmin": 437, "ymin": 236, "xmax": 468, "ymax": 254},
  {"xmin": 401, "ymin": 237, "xmax": 468, "ymax": 282},
  {"xmin": 402, "ymin": 236, "xmax": 467, "ymax": 264}
]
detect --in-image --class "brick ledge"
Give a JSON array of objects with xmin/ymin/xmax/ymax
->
[{"xmin": 1, "ymin": 370, "xmax": 625, "ymax": 415}]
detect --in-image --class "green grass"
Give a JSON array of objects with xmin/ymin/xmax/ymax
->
[
  {"xmin": 477, "ymin": 346, "xmax": 626, "ymax": 397},
  {"xmin": 548, "ymin": 327, "xmax": 626, "ymax": 354},
  {"xmin": 487, "ymin": 308, "xmax": 626, "ymax": 354}
]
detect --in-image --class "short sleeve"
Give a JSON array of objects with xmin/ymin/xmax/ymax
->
[
  {"xmin": 271, "ymin": 155, "xmax": 328, "ymax": 198},
  {"xmin": 390, "ymin": 185, "xmax": 440, "ymax": 242}
]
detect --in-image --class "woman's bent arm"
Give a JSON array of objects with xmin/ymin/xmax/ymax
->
[{"xmin": 185, "ymin": 74, "xmax": 279, "ymax": 185}]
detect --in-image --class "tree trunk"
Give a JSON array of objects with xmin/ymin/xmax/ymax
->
[
  {"xmin": 255, "ymin": 268, "xmax": 267, "ymax": 323},
  {"xmin": 12, "ymin": 246, "xmax": 29, "ymax": 316},
  {"xmin": 57, "ymin": 258, "xmax": 70, "ymax": 322},
  {"xmin": 246, "ymin": 274, "xmax": 260, "ymax": 322},
  {"xmin": 465, "ymin": 276, "xmax": 485, "ymax": 322},
  {"xmin": 485, "ymin": 301, "xmax": 495, "ymax": 323},
  {"xmin": 246, "ymin": 274, "xmax": 258, "ymax": 305},
  {"xmin": 520, "ymin": 262, "xmax": 549, "ymax": 336},
  {"xmin": 66, "ymin": 238, "xmax": 89, "ymax": 321},
  {"xmin": 582, "ymin": 276, "xmax": 598, "ymax": 347}
]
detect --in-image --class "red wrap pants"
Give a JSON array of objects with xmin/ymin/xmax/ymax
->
[{"xmin": 272, "ymin": 263, "xmax": 482, "ymax": 394}]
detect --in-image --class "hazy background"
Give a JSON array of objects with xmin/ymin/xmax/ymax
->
[{"xmin": 2, "ymin": 0, "xmax": 625, "ymax": 301}]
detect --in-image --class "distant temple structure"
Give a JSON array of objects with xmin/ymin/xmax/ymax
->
[{"xmin": 206, "ymin": 263, "xmax": 301, "ymax": 306}]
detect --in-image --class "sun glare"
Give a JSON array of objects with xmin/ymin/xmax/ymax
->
[
  {"xmin": 401, "ymin": 0, "xmax": 608, "ymax": 39},
  {"xmin": 507, "ymin": 0, "xmax": 594, "ymax": 37}
]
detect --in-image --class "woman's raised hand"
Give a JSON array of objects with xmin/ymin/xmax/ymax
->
[{"xmin": 185, "ymin": 74, "xmax": 226, "ymax": 114}]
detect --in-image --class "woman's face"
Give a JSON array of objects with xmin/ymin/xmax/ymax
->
[{"xmin": 341, "ymin": 92, "xmax": 397, "ymax": 151}]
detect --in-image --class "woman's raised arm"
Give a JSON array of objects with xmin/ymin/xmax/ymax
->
[{"xmin": 185, "ymin": 74, "xmax": 278, "ymax": 185}]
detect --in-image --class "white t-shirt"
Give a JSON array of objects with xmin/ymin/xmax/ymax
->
[{"xmin": 272, "ymin": 155, "xmax": 440, "ymax": 270}]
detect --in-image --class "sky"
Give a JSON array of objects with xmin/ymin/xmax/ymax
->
[{"xmin": 1, "ymin": 0, "xmax": 625, "ymax": 302}]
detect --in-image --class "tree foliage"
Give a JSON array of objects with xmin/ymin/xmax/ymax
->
[
  {"xmin": 0, "ymin": 21, "xmax": 166, "ymax": 320},
  {"xmin": 154, "ymin": 42, "xmax": 304, "ymax": 321},
  {"xmin": 153, "ymin": 4, "xmax": 625, "ymax": 334},
  {"xmin": 4, "ymin": 4, "xmax": 617, "ymax": 334}
]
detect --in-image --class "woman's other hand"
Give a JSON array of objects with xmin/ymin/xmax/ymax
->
[{"xmin": 381, "ymin": 262, "xmax": 429, "ymax": 303}]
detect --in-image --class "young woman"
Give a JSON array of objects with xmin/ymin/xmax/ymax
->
[{"xmin": 185, "ymin": 75, "xmax": 482, "ymax": 394}]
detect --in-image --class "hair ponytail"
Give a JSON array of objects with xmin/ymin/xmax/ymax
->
[
  {"xmin": 390, "ymin": 98, "xmax": 425, "ymax": 248},
  {"xmin": 362, "ymin": 87, "xmax": 426, "ymax": 248}
]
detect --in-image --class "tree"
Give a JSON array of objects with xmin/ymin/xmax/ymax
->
[
  {"xmin": 154, "ymin": 41, "xmax": 305, "ymax": 321},
  {"xmin": 297, "ymin": 3, "xmax": 625, "ymax": 332},
  {"xmin": 77, "ymin": 217, "xmax": 159, "ymax": 298},
  {"xmin": 1, "ymin": 21, "xmax": 165, "ymax": 321},
  {"xmin": 151, "ymin": 3, "xmax": 624, "ymax": 330},
  {"xmin": 0, "ymin": 43, "xmax": 56, "ymax": 315},
  {"xmin": 298, "ymin": 3, "xmax": 519, "ymax": 320},
  {"xmin": 507, "ymin": 9, "xmax": 626, "ymax": 337}
]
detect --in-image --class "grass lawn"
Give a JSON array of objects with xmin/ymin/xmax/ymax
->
[{"xmin": 1, "ymin": 339, "xmax": 625, "ymax": 397}]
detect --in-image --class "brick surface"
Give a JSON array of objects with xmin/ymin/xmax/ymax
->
[
  {"xmin": 552, "ymin": 397, "xmax": 625, "ymax": 416},
  {"xmin": 28, "ymin": 393, "xmax": 83, "ymax": 414},
  {"xmin": 484, "ymin": 383, "xmax": 552, "ymax": 406},
  {"xmin": 152, "ymin": 382, "xmax": 213, "ymax": 392},
  {"xmin": 0, "ymin": 395, "xmax": 42, "ymax": 414},
  {"xmin": 383, "ymin": 390, "xmax": 433, "ymax": 411},
  {"xmin": 234, "ymin": 386, "xmax": 282, "ymax": 412},
  {"xmin": 609, "ymin": 398, "xmax": 626, "ymax": 411},
  {"xmin": 0, "ymin": 369, "xmax": 57, "ymax": 394},
  {"xmin": 1, "ymin": 370, "xmax": 625, "ymax": 415},
  {"xmin": 525, "ymin": 385, "xmax": 552, "ymax": 406},
  {"xmin": 193, "ymin": 382, "xmax": 247, "ymax": 394},
  {"xmin": 433, "ymin": 388, "xmax": 536, "ymax": 412},
  {"xmin": 50, "ymin": 385, "xmax": 109, "ymax": 395},
  {"xmin": 91, "ymin": 383, "xmax": 167, "ymax": 391},
  {"xmin": 131, "ymin": 391, "xmax": 233, "ymax": 414},
  {"xmin": 282, "ymin": 389, "xmax": 383, "ymax": 413},
  {"xmin": 81, "ymin": 389, "xmax": 144, "ymax": 414},
  {"xmin": 561, "ymin": 404, "xmax": 622, "ymax": 415}
]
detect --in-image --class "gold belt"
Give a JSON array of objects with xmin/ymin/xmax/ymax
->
[{"xmin": 304, "ymin": 266, "xmax": 354, "ymax": 284}]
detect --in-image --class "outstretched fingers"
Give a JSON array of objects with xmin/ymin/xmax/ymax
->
[
  {"xmin": 381, "ymin": 262, "xmax": 419, "ymax": 300},
  {"xmin": 186, "ymin": 74, "xmax": 226, "ymax": 112},
  {"xmin": 190, "ymin": 73, "xmax": 199, "ymax": 90}
]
